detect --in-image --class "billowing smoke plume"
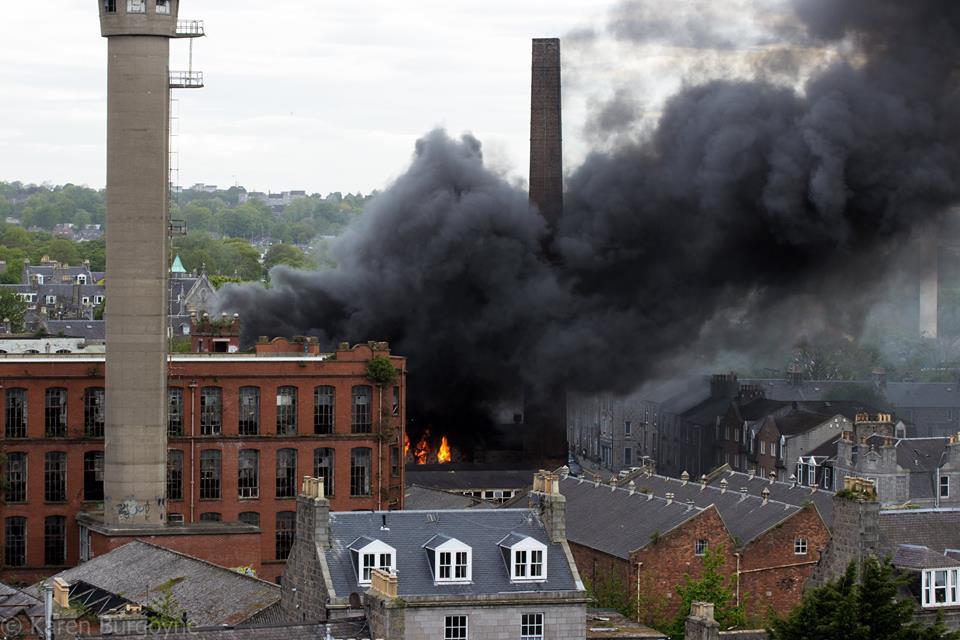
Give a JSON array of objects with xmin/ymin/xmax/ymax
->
[{"xmin": 220, "ymin": 0, "xmax": 960, "ymax": 444}]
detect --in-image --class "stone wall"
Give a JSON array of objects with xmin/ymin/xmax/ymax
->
[
  {"xmin": 402, "ymin": 601, "xmax": 585, "ymax": 640},
  {"xmin": 807, "ymin": 493, "xmax": 879, "ymax": 588}
]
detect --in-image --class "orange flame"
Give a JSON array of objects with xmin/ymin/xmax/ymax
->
[
  {"xmin": 414, "ymin": 432, "xmax": 430, "ymax": 465},
  {"xmin": 438, "ymin": 436, "xmax": 452, "ymax": 464},
  {"xmin": 403, "ymin": 433, "xmax": 410, "ymax": 458}
]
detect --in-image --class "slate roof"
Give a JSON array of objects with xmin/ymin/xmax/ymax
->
[
  {"xmin": 561, "ymin": 476, "xmax": 704, "ymax": 559},
  {"xmin": 737, "ymin": 398, "xmax": 790, "ymax": 421},
  {"xmin": 404, "ymin": 464, "xmax": 540, "ymax": 491},
  {"xmin": 42, "ymin": 320, "xmax": 105, "ymax": 340},
  {"xmin": 404, "ymin": 484, "xmax": 495, "ymax": 510},
  {"xmin": 0, "ymin": 582, "xmax": 44, "ymax": 630},
  {"xmin": 704, "ymin": 468, "xmax": 835, "ymax": 525},
  {"xmin": 47, "ymin": 541, "xmax": 280, "ymax": 627},
  {"xmin": 620, "ymin": 473, "xmax": 811, "ymax": 545},
  {"xmin": 742, "ymin": 378, "xmax": 960, "ymax": 411},
  {"xmin": 680, "ymin": 396, "xmax": 731, "ymax": 426},
  {"xmin": 897, "ymin": 438, "xmax": 950, "ymax": 473},
  {"xmin": 324, "ymin": 509, "xmax": 579, "ymax": 598},
  {"xmin": 879, "ymin": 509, "xmax": 960, "ymax": 557},
  {"xmin": 772, "ymin": 411, "xmax": 833, "ymax": 436},
  {"xmin": 893, "ymin": 544, "xmax": 960, "ymax": 570}
]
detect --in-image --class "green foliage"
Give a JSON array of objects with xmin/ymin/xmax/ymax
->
[
  {"xmin": 264, "ymin": 243, "xmax": 313, "ymax": 271},
  {"xmin": 147, "ymin": 583, "xmax": 187, "ymax": 630},
  {"xmin": 366, "ymin": 356, "xmax": 398, "ymax": 385},
  {"xmin": 769, "ymin": 559, "xmax": 960, "ymax": 640},
  {"xmin": 666, "ymin": 546, "xmax": 745, "ymax": 640},
  {"xmin": 584, "ymin": 568, "xmax": 635, "ymax": 619},
  {"xmin": 0, "ymin": 290, "xmax": 27, "ymax": 332}
]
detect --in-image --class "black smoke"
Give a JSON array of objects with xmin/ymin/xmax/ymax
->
[{"xmin": 220, "ymin": 0, "xmax": 960, "ymax": 448}]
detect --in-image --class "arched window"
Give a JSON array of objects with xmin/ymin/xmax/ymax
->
[{"xmin": 351, "ymin": 385, "xmax": 372, "ymax": 433}]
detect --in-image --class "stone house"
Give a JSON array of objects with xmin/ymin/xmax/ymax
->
[{"xmin": 281, "ymin": 473, "xmax": 589, "ymax": 639}]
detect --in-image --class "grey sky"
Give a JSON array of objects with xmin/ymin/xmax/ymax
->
[{"xmin": 1, "ymin": 1, "xmax": 813, "ymax": 195}]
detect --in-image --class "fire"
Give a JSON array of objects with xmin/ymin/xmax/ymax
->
[
  {"xmin": 414, "ymin": 432, "xmax": 430, "ymax": 465},
  {"xmin": 437, "ymin": 436, "xmax": 452, "ymax": 464},
  {"xmin": 403, "ymin": 432, "xmax": 410, "ymax": 458}
]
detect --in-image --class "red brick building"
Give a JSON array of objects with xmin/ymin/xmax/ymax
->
[
  {"xmin": 0, "ymin": 339, "xmax": 406, "ymax": 584},
  {"xmin": 560, "ymin": 469, "xmax": 832, "ymax": 626}
]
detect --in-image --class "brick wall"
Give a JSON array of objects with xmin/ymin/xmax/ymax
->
[
  {"xmin": 0, "ymin": 343, "xmax": 405, "ymax": 583},
  {"xmin": 88, "ymin": 529, "xmax": 261, "ymax": 574}
]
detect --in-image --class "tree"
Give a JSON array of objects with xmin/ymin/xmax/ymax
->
[
  {"xmin": 666, "ymin": 546, "xmax": 745, "ymax": 640},
  {"xmin": 264, "ymin": 243, "xmax": 313, "ymax": 271},
  {"xmin": 0, "ymin": 290, "xmax": 28, "ymax": 332},
  {"xmin": 769, "ymin": 559, "xmax": 960, "ymax": 640}
]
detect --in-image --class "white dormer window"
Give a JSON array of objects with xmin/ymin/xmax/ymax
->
[
  {"xmin": 349, "ymin": 538, "xmax": 396, "ymax": 585},
  {"xmin": 82, "ymin": 297, "xmax": 90, "ymax": 305},
  {"xmin": 424, "ymin": 535, "xmax": 472, "ymax": 584},
  {"xmin": 76, "ymin": 274, "xmax": 87, "ymax": 285},
  {"xmin": 499, "ymin": 534, "xmax": 547, "ymax": 583},
  {"xmin": 94, "ymin": 295, "xmax": 105, "ymax": 305},
  {"xmin": 922, "ymin": 568, "xmax": 960, "ymax": 607},
  {"xmin": 45, "ymin": 295, "xmax": 56, "ymax": 305},
  {"xmin": 34, "ymin": 274, "xmax": 44, "ymax": 285}
]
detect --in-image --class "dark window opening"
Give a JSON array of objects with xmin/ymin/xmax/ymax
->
[
  {"xmin": 392, "ymin": 386, "xmax": 400, "ymax": 417},
  {"xmin": 167, "ymin": 450, "xmax": 184, "ymax": 501},
  {"xmin": 44, "ymin": 451, "xmax": 67, "ymax": 502},
  {"xmin": 276, "ymin": 449, "xmax": 297, "ymax": 498},
  {"xmin": 239, "ymin": 511, "xmax": 260, "ymax": 527},
  {"xmin": 238, "ymin": 449, "xmax": 259, "ymax": 498},
  {"xmin": 351, "ymin": 447, "xmax": 371, "ymax": 496},
  {"xmin": 314, "ymin": 386, "xmax": 334, "ymax": 434},
  {"xmin": 200, "ymin": 450, "xmax": 221, "ymax": 500},
  {"xmin": 45, "ymin": 388, "xmax": 67, "ymax": 438},
  {"xmin": 314, "ymin": 448, "xmax": 334, "ymax": 497},
  {"xmin": 200, "ymin": 387, "xmax": 222, "ymax": 435},
  {"xmin": 168, "ymin": 388, "xmax": 184, "ymax": 436},
  {"xmin": 45, "ymin": 515, "xmax": 66, "ymax": 566},
  {"xmin": 390, "ymin": 446, "xmax": 401, "ymax": 477},
  {"xmin": 84, "ymin": 387, "xmax": 105, "ymax": 438},
  {"xmin": 200, "ymin": 512, "xmax": 222, "ymax": 522},
  {"xmin": 275, "ymin": 511, "xmax": 295, "ymax": 559},
  {"xmin": 4, "ymin": 453, "xmax": 26, "ymax": 503},
  {"xmin": 104, "ymin": 0, "xmax": 117, "ymax": 13},
  {"xmin": 239, "ymin": 386, "xmax": 260, "ymax": 435},
  {"xmin": 83, "ymin": 451, "xmax": 104, "ymax": 502},
  {"xmin": 4, "ymin": 517, "xmax": 26, "ymax": 567},
  {"xmin": 351, "ymin": 385, "xmax": 372, "ymax": 433},
  {"xmin": 277, "ymin": 387, "xmax": 297, "ymax": 435}
]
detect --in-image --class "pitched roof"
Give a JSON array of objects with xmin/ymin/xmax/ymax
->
[
  {"xmin": 880, "ymin": 509, "xmax": 960, "ymax": 557},
  {"xmin": 83, "ymin": 621, "xmax": 367, "ymax": 640},
  {"xmin": 896, "ymin": 438, "xmax": 950, "ymax": 473},
  {"xmin": 324, "ymin": 509, "xmax": 579, "ymax": 597},
  {"xmin": 771, "ymin": 411, "xmax": 833, "ymax": 436},
  {"xmin": 0, "ymin": 582, "xmax": 44, "ymax": 629},
  {"xmin": 705, "ymin": 468, "xmax": 834, "ymax": 525},
  {"xmin": 403, "ymin": 484, "xmax": 495, "ymax": 510},
  {"xmin": 404, "ymin": 464, "xmax": 540, "ymax": 491},
  {"xmin": 737, "ymin": 398, "xmax": 790, "ymax": 421},
  {"xmin": 893, "ymin": 544, "xmax": 960, "ymax": 570},
  {"xmin": 47, "ymin": 541, "xmax": 279, "ymax": 627},
  {"xmin": 171, "ymin": 255, "xmax": 187, "ymax": 274},
  {"xmin": 42, "ymin": 320, "xmax": 105, "ymax": 340},
  {"xmin": 560, "ymin": 476, "xmax": 704, "ymax": 559}
]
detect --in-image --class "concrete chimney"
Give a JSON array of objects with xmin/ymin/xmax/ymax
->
[
  {"xmin": 529, "ymin": 470, "xmax": 566, "ymax": 544},
  {"xmin": 684, "ymin": 602, "xmax": 720, "ymax": 640},
  {"xmin": 529, "ymin": 38, "xmax": 563, "ymax": 229},
  {"xmin": 97, "ymin": 0, "xmax": 203, "ymax": 526}
]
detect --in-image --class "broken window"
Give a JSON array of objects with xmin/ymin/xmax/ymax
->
[
  {"xmin": 314, "ymin": 448, "xmax": 335, "ymax": 497},
  {"xmin": 45, "ymin": 388, "xmax": 67, "ymax": 438},
  {"xmin": 314, "ymin": 386, "xmax": 334, "ymax": 434},
  {"xmin": 239, "ymin": 511, "xmax": 260, "ymax": 527},
  {"xmin": 238, "ymin": 449, "xmax": 259, "ymax": 498},
  {"xmin": 200, "ymin": 449, "xmax": 221, "ymax": 500},
  {"xmin": 351, "ymin": 385, "xmax": 372, "ymax": 433},
  {"xmin": 239, "ymin": 386, "xmax": 260, "ymax": 435},
  {"xmin": 84, "ymin": 387, "xmax": 105, "ymax": 438},
  {"xmin": 83, "ymin": 451, "xmax": 104, "ymax": 502},
  {"xmin": 350, "ymin": 447, "xmax": 371, "ymax": 496},
  {"xmin": 275, "ymin": 511, "xmax": 296, "ymax": 559},
  {"xmin": 5, "ymin": 388, "xmax": 26, "ymax": 438},
  {"xmin": 275, "ymin": 448, "xmax": 297, "ymax": 498},
  {"xmin": 200, "ymin": 512, "xmax": 221, "ymax": 522},
  {"xmin": 200, "ymin": 387, "xmax": 222, "ymax": 435},
  {"xmin": 44, "ymin": 451, "xmax": 67, "ymax": 502},
  {"xmin": 276, "ymin": 386, "xmax": 297, "ymax": 435},
  {"xmin": 4, "ymin": 517, "xmax": 26, "ymax": 567},
  {"xmin": 392, "ymin": 385, "xmax": 400, "ymax": 417},
  {"xmin": 168, "ymin": 388, "xmax": 184, "ymax": 436},
  {"xmin": 4, "ymin": 452, "xmax": 26, "ymax": 503},
  {"xmin": 167, "ymin": 450, "xmax": 183, "ymax": 501},
  {"xmin": 45, "ymin": 516, "xmax": 66, "ymax": 566},
  {"xmin": 390, "ymin": 445, "xmax": 401, "ymax": 477}
]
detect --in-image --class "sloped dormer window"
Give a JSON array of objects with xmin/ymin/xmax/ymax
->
[
  {"xmin": 423, "ymin": 535, "xmax": 472, "ymax": 584},
  {"xmin": 499, "ymin": 533, "xmax": 547, "ymax": 583},
  {"xmin": 349, "ymin": 537, "xmax": 396, "ymax": 585}
]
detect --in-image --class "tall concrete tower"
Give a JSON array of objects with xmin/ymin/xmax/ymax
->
[
  {"xmin": 529, "ymin": 38, "xmax": 563, "ymax": 228},
  {"xmin": 96, "ymin": 0, "xmax": 203, "ymax": 526}
]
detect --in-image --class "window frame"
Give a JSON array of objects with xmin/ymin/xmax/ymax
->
[
  {"xmin": 4, "ymin": 517, "xmax": 27, "ymax": 567},
  {"xmin": 350, "ymin": 447, "xmax": 372, "ymax": 497},
  {"xmin": 238, "ymin": 386, "xmax": 260, "ymax": 436},
  {"xmin": 431, "ymin": 538, "xmax": 472, "ymax": 584},
  {"xmin": 922, "ymin": 568, "xmax": 960, "ymax": 608},
  {"xmin": 44, "ymin": 515, "xmax": 67, "ymax": 566},
  {"xmin": 351, "ymin": 385, "xmax": 372, "ymax": 433},
  {"xmin": 84, "ymin": 387, "xmax": 105, "ymax": 438},
  {"xmin": 503, "ymin": 536, "xmax": 548, "ymax": 583},
  {"xmin": 313, "ymin": 448, "xmax": 335, "ymax": 497},
  {"xmin": 314, "ymin": 385, "xmax": 335, "ymax": 434},
  {"xmin": 521, "ymin": 613, "xmax": 544, "ymax": 640},
  {"xmin": 44, "ymin": 451, "xmax": 67, "ymax": 503},
  {"xmin": 83, "ymin": 451, "xmax": 105, "ymax": 502},
  {"xmin": 444, "ymin": 615, "xmax": 468, "ymax": 640},
  {"xmin": 199, "ymin": 449, "xmax": 221, "ymax": 500},
  {"xmin": 238, "ymin": 449, "xmax": 260, "ymax": 499},
  {"xmin": 695, "ymin": 539, "xmax": 708, "ymax": 557},
  {"xmin": 354, "ymin": 539, "xmax": 396, "ymax": 585},
  {"xmin": 4, "ymin": 452, "xmax": 27, "ymax": 503},
  {"xmin": 199, "ymin": 387, "xmax": 222, "ymax": 435},
  {"xmin": 167, "ymin": 450, "xmax": 184, "ymax": 501},
  {"xmin": 168, "ymin": 387, "xmax": 184, "ymax": 436},
  {"xmin": 794, "ymin": 538, "xmax": 808, "ymax": 555},
  {"xmin": 276, "ymin": 386, "xmax": 298, "ymax": 435},
  {"xmin": 44, "ymin": 388, "xmax": 67, "ymax": 438},
  {"xmin": 5, "ymin": 388, "xmax": 27, "ymax": 439},
  {"xmin": 275, "ymin": 448, "xmax": 297, "ymax": 499},
  {"xmin": 275, "ymin": 511, "xmax": 296, "ymax": 560},
  {"xmin": 941, "ymin": 475, "xmax": 950, "ymax": 499}
]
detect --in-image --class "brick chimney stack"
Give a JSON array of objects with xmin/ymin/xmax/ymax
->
[{"xmin": 529, "ymin": 38, "xmax": 563, "ymax": 229}]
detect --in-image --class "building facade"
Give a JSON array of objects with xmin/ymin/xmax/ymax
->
[{"xmin": 0, "ymin": 340, "xmax": 406, "ymax": 583}]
